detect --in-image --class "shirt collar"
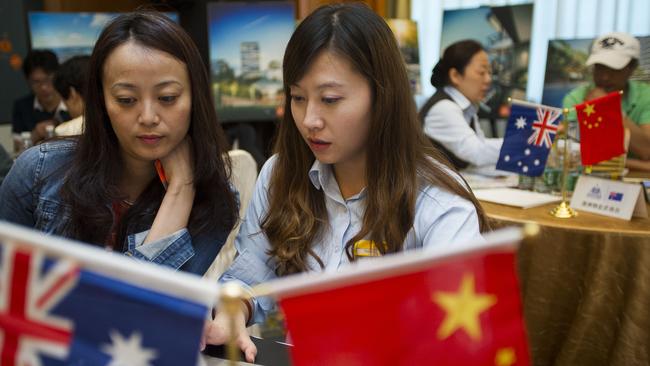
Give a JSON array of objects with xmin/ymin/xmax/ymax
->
[
  {"xmin": 308, "ymin": 160, "xmax": 366, "ymax": 202},
  {"xmin": 33, "ymin": 96, "xmax": 68, "ymax": 114},
  {"xmin": 308, "ymin": 159, "xmax": 329, "ymax": 190},
  {"xmin": 443, "ymin": 86, "xmax": 475, "ymax": 112}
]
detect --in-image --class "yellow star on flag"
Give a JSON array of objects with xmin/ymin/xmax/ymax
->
[
  {"xmin": 584, "ymin": 103, "xmax": 596, "ymax": 117},
  {"xmin": 495, "ymin": 347, "xmax": 517, "ymax": 366},
  {"xmin": 432, "ymin": 273, "xmax": 497, "ymax": 341}
]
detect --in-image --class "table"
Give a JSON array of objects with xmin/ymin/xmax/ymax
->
[{"xmin": 481, "ymin": 197, "xmax": 650, "ymax": 366}]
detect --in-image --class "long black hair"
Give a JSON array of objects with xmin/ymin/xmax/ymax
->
[{"xmin": 59, "ymin": 11, "xmax": 238, "ymax": 248}]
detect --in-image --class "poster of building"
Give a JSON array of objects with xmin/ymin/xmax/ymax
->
[
  {"xmin": 386, "ymin": 19, "xmax": 421, "ymax": 94},
  {"xmin": 208, "ymin": 1, "xmax": 295, "ymax": 122},
  {"xmin": 441, "ymin": 4, "xmax": 533, "ymax": 118}
]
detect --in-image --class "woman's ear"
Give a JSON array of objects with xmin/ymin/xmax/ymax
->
[{"xmin": 448, "ymin": 67, "xmax": 462, "ymax": 87}]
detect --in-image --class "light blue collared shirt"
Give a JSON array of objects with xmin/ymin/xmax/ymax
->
[{"xmin": 221, "ymin": 155, "xmax": 484, "ymax": 324}]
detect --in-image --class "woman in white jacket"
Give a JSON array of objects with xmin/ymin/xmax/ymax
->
[{"xmin": 420, "ymin": 40, "xmax": 502, "ymax": 173}]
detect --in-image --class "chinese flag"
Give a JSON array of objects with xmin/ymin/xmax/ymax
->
[
  {"xmin": 276, "ymin": 240, "xmax": 530, "ymax": 366},
  {"xmin": 576, "ymin": 92, "xmax": 625, "ymax": 165}
]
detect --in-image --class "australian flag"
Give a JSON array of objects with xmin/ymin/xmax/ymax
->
[
  {"xmin": 496, "ymin": 100, "xmax": 562, "ymax": 177},
  {"xmin": 0, "ymin": 222, "xmax": 215, "ymax": 366},
  {"xmin": 608, "ymin": 192, "xmax": 624, "ymax": 201}
]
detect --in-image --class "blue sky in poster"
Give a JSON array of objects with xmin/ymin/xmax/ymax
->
[
  {"xmin": 29, "ymin": 13, "xmax": 113, "ymax": 49},
  {"xmin": 28, "ymin": 12, "xmax": 179, "ymax": 61},
  {"xmin": 208, "ymin": 1, "xmax": 294, "ymax": 75},
  {"xmin": 440, "ymin": 7, "xmax": 496, "ymax": 51}
]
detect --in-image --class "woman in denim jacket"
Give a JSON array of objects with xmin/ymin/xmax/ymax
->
[{"xmin": 0, "ymin": 12, "xmax": 238, "ymax": 275}]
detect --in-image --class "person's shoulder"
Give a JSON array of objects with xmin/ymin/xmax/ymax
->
[
  {"xmin": 55, "ymin": 116, "xmax": 84, "ymax": 137},
  {"xmin": 631, "ymin": 80, "xmax": 650, "ymax": 96},
  {"xmin": 424, "ymin": 99, "xmax": 463, "ymax": 126},
  {"xmin": 415, "ymin": 180, "xmax": 476, "ymax": 227},
  {"xmin": 428, "ymin": 98, "xmax": 461, "ymax": 114},
  {"xmin": 256, "ymin": 154, "xmax": 278, "ymax": 185},
  {"xmin": 38, "ymin": 139, "xmax": 77, "ymax": 153},
  {"xmin": 416, "ymin": 159, "xmax": 471, "ymax": 207},
  {"xmin": 10, "ymin": 140, "xmax": 75, "ymax": 183},
  {"xmin": 259, "ymin": 154, "xmax": 277, "ymax": 173},
  {"xmin": 32, "ymin": 139, "xmax": 77, "ymax": 169},
  {"xmin": 12, "ymin": 94, "xmax": 35, "ymax": 109},
  {"xmin": 563, "ymin": 84, "xmax": 590, "ymax": 105}
]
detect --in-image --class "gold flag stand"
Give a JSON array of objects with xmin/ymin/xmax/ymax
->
[
  {"xmin": 550, "ymin": 108, "xmax": 577, "ymax": 218},
  {"xmin": 220, "ymin": 282, "xmax": 246, "ymax": 365}
]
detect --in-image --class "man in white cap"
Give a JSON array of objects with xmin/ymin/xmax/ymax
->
[{"xmin": 563, "ymin": 32, "xmax": 650, "ymax": 168}]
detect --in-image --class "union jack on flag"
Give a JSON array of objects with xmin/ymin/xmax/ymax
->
[
  {"xmin": 527, "ymin": 107, "xmax": 561, "ymax": 149},
  {"xmin": 0, "ymin": 244, "xmax": 79, "ymax": 366},
  {"xmin": 496, "ymin": 100, "xmax": 563, "ymax": 177},
  {"xmin": 0, "ymin": 222, "xmax": 218, "ymax": 366}
]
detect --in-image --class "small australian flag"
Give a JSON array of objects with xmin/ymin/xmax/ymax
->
[{"xmin": 496, "ymin": 100, "xmax": 562, "ymax": 177}]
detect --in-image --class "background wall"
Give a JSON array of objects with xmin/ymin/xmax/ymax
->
[
  {"xmin": 0, "ymin": 0, "xmax": 34, "ymax": 125},
  {"xmin": 3, "ymin": 0, "xmax": 649, "ymax": 151},
  {"xmin": 412, "ymin": 0, "xmax": 650, "ymax": 105}
]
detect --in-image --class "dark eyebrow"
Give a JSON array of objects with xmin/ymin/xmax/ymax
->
[
  {"xmin": 110, "ymin": 80, "xmax": 182, "ymax": 90},
  {"xmin": 290, "ymin": 81, "xmax": 344, "ymax": 90},
  {"xmin": 111, "ymin": 82, "xmax": 136, "ymax": 90},
  {"xmin": 317, "ymin": 82, "xmax": 344, "ymax": 89},
  {"xmin": 155, "ymin": 80, "xmax": 183, "ymax": 88}
]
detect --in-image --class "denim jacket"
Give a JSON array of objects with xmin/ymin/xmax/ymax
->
[{"xmin": 0, "ymin": 140, "xmax": 232, "ymax": 275}]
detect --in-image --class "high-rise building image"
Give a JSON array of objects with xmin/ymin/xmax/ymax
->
[{"xmin": 241, "ymin": 41, "xmax": 260, "ymax": 78}]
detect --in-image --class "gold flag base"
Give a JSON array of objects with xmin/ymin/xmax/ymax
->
[
  {"xmin": 549, "ymin": 109, "xmax": 578, "ymax": 220},
  {"xmin": 550, "ymin": 201, "xmax": 578, "ymax": 218}
]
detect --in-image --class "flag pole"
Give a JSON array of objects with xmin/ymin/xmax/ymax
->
[
  {"xmin": 220, "ymin": 282, "xmax": 246, "ymax": 365},
  {"xmin": 550, "ymin": 108, "xmax": 577, "ymax": 218}
]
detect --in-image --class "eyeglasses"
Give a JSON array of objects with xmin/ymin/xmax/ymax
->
[{"xmin": 28, "ymin": 74, "xmax": 54, "ymax": 88}]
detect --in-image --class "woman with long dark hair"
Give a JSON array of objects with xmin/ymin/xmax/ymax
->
[
  {"xmin": 0, "ymin": 11, "xmax": 238, "ymax": 274},
  {"xmin": 203, "ymin": 3, "xmax": 487, "ymax": 361}
]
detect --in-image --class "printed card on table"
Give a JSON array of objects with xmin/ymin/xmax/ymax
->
[{"xmin": 570, "ymin": 175, "xmax": 648, "ymax": 220}]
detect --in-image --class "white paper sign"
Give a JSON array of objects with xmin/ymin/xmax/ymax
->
[
  {"xmin": 570, "ymin": 175, "xmax": 648, "ymax": 220},
  {"xmin": 474, "ymin": 188, "xmax": 561, "ymax": 209}
]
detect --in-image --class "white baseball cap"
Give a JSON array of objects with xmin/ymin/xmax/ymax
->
[{"xmin": 586, "ymin": 32, "xmax": 640, "ymax": 70}]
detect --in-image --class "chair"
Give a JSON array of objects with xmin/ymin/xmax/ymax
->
[{"xmin": 203, "ymin": 149, "xmax": 258, "ymax": 280}]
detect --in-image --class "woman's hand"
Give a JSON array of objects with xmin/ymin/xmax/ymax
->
[
  {"xmin": 202, "ymin": 305, "xmax": 257, "ymax": 363},
  {"xmin": 158, "ymin": 137, "xmax": 194, "ymax": 192},
  {"xmin": 143, "ymin": 137, "xmax": 196, "ymax": 245}
]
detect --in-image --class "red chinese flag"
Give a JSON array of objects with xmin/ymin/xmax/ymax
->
[
  {"xmin": 276, "ymin": 245, "xmax": 530, "ymax": 366},
  {"xmin": 576, "ymin": 92, "xmax": 625, "ymax": 165}
]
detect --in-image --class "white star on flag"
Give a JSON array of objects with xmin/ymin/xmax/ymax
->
[
  {"xmin": 102, "ymin": 330, "xmax": 157, "ymax": 366},
  {"xmin": 515, "ymin": 116, "xmax": 527, "ymax": 129}
]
